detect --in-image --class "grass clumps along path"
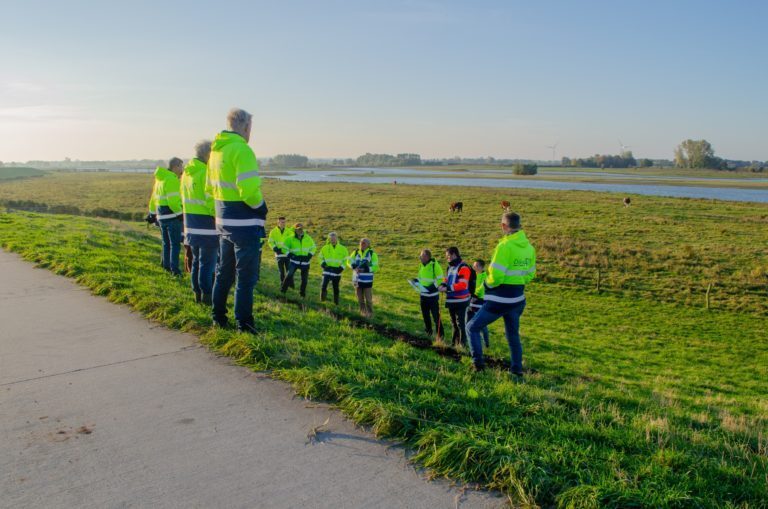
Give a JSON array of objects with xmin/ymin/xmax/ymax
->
[{"xmin": 1, "ymin": 210, "xmax": 766, "ymax": 508}]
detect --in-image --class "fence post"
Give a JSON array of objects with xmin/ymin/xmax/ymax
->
[{"xmin": 705, "ymin": 283, "xmax": 712, "ymax": 310}]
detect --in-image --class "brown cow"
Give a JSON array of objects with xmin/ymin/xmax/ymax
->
[
  {"xmin": 449, "ymin": 201, "xmax": 463, "ymax": 213},
  {"xmin": 623, "ymin": 197, "xmax": 631, "ymax": 207},
  {"xmin": 500, "ymin": 200, "xmax": 511, "ymax": 211}
]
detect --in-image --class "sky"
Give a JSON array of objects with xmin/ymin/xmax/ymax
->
[{"xmin": 1, "ymin": 0, "xmax": 766, "ymax": 162}]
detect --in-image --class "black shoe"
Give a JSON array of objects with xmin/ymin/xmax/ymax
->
[
  {"xmin": 202, "ymin": 293, "xmax": 212, "ymax": 306},
  {"xmin": 472, "ymin": 363, "xmax": 485, "ymax": 373},
  {"xmin": 212, "ymin": 317, "xmax": 230, "ymax": 329},
  {"xmin": 510, "ymin": 371, "xmax": 524, "ymax": 382},
  {"xmin": 237, "ymin": 322, "xmax": 258, "ymax": 335}
]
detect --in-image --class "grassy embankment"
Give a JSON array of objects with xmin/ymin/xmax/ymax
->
[
  {"xmin": 0, "ymin": 167, "xmax": 47, "ymax": 181},
  {"xmin": 1, "ymin": 173, "xmax": 767, "ymax": 507}
]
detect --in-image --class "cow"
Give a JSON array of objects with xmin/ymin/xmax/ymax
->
[
  {"xmin": 500, "ymin": 200, "xmax": 511, "ymax": 211},
  {"xmin": 623, "ymin": 197, "xmax": 631, "ymax": 207},
  {"xmin": 449, "ymin": 201, "xmax": 463, "ymax": 213}
]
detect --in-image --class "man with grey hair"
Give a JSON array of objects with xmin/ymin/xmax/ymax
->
[
  {"xmin": 319, "ymin": 231, "xmax": 349, "ymax": 305},
  {"xmin": 181, "ymin": 140, "xmax": 218, "ymax": 304},
  {"xmin": 206, "ymin": 108, "xmax": 268, "ymax": 333},
  {"xmin": 466, "ymin": 212, "xmax": 536, "ymax": 377}
]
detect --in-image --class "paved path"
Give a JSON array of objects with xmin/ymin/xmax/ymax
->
[{"xmin": 0, "ymin": 250, "xmax": 502, "ymax": 509}]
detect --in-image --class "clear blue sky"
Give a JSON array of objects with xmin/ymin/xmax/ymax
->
[{"xmin": 1, "ymin": 0, "xmax": 766, "ymax": 162}]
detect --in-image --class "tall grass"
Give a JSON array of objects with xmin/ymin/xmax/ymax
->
[{"xmin": 1, "ymin": 210, "xmax": 766, "ymax": 508}]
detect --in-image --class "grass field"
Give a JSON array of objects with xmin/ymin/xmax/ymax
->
[
  {"xmin": 0, "ymin": 167, "xmax": 47, "ymax": 180},
  {"xmin": 1, "ymin": 173, "xmax": 767, "ymax": 507}
]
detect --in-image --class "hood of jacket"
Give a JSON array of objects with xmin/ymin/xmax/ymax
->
[
  {"xmin": 154, "ymin": 166, "xmax": 177, "ymax": 181},
  {"xmin": 183, "ymin": 158, "xmax": 206, "ymax": 177},
  {"xmin": 211, "ymin": 131, "xmax": 246, "ymax": 151}
]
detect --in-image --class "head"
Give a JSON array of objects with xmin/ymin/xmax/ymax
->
[
  {"xmin": 473, "ymin": 259, "xmax": 486, "ymax": 274},
  {"xmin": 419, "ymin": 249, "xmax": 432, "ymax": 264},
  {"xmin": 294, "ymin": 223, "xmax": 304, "ymax": 237},
  {"xmin": 277, "ymin": 216, "xmax": 286, "ymax": 228},
  {"xmin": 328, "ymin": 232, "xmax": 338, "ymax": 245},
  {"xmin": 359, "ymin": 238, "xmax": 370, "ymax": 251},
  {"xmin": 445, "ymin": 246, "xmax": 460, "ymax": 263},
  {"xmin": 194, "ymin": 140, "xmax": 212, "ymax": 164},
  {"xmin": 227, "ymin": 108, "xmax": 253, "ymax": 141},
  {"xmin": 168, "ymin": 157, "xmax": 184, "ymax": 176},
  {"xmin": 501, "ymin": 212, "xmax": 522, "ymax": 234}
]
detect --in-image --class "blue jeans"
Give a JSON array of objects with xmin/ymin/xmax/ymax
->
[
  {"xmin": 467, "ymin": 307, "xmax": 489, "ymax": 347},
  {"xmin": 466, "ymin": 301, "xmax": 526, "ymax": 373},
  {"xmin": 191, "ymin": 244, "xmax": 218, "ymax": 296},
  {"xmin": 212, "ymin": 229, "xmax": 264, "ymax": 328},
  {"xmin": 160, "ymin": 219, "xmax": 182, "ymax": 275}
]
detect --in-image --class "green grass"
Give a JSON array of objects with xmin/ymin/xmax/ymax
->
[
  {"xmin": 0, "ymin": 167, "xmax": 47, "ymax": 180},
  {"xmin": 0, "ymin": 172, "xmax": 766, "ymax": 507}
]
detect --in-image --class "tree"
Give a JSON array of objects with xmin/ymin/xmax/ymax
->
[
  {"xmin": 512, "ymin": 163, "xmax": 538, "ymax": 175},
  {"xmin": 271, "ymin": 154, "xmax": 309, "ymax": 168},
  {"xmin": 674, "ymin": 139, "xmax": 719, "ymax": 169},
  {"xmin": 639, "ymin": 158, "xmax": 653, "ymax": 168}
]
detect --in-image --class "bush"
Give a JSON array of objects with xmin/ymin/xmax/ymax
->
[{"xmin": 512, "ymin": 163, "xmax": 538, "ymax": 175}]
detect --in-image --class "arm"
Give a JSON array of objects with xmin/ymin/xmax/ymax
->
[
  {"xmin": 485, "ymin": 244, "xmax": 505, "ymax": 288},
  {"xmin": 234, "ymin": 147, "xmax": 264, "ymax": 209},
  {"xmin": 166, "ymin": 178, "xmax": 182, "ymax": 215},
  {"xmin": 370, "ymin": 252, "xmax": 380, "ymax": 273},
  {"xmin": 267, "ymin": 229, "xmax": 278, "ymax": 250},
  {"xmin": 450, "ymin": 265, "xmax": 471, "ymax": 292},
  {"xmin": 148, "ymin": 180, "xmax": 158, "ymax": 213}
]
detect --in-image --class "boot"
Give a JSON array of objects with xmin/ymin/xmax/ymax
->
[
  {"xmin": 202, "ymin": 293, "xmax": 212, "ymax": 306},
  {"xmin": 320, "ymin": 289, "xmax": 327, "ymax": 302}
]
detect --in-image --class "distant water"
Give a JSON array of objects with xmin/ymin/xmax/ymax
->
[
  {"xmin": 271, "ymin": 168, "xmax": 768, "ymax": 203},
  {"xmin": 79, "ymin": 167, "xmax": 768, "ymax": 203}
]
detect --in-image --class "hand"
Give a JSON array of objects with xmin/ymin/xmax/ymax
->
[
  {"xmin": 321, "ymin": 262, "xmax": 327, "ymax": 269},
  {"xmin": 438, "ymin": 284, "xmax": 447, "ymax": 293}
]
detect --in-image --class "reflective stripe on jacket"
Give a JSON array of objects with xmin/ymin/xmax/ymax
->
[
  {"xmin": 417, "ymin": 259, "xmax": 443, "ymax": 298},
  {"xmin": 320, "ymin": 242, "xmax": 349, "ymax": 269},
  {"xmin": 484, "ymin": 230, "xmax": 536, "ymax": 307},
  {"xmin": 205, "ymin": 131, "xmax": 267, "ymax": 236},
  {"xmin": 443, "ymin": 260, "xmax": 471, "ymax": 305}
]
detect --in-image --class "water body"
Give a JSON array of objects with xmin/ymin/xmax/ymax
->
[
  {"xmin": 272, "ymin": 168, "xmax": 768, "ymax": 203},
  {"xmin": 74, "ymin": 167, "xmax": 768, "ymax": 203}
]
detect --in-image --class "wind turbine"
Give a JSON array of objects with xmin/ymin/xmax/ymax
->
[
  {"xmin": 618, "ymin": 139, "xmax": 631, "ymax": 155},
  {"xmin": 545, "ymin": 142, "xmax": 559, "ymax": 164}
]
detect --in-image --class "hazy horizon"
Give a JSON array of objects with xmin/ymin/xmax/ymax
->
[{"xmin": 2, "ymin": 1, "xmax": 766, "ymax": 163}]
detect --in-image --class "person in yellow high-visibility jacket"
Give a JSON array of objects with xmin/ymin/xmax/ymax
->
[
  {"xmin": 466, "ymin": 212, "xmax": 535, "ymax": 377},
  {"xmin": 206, "ymin": 108, "xmax": 268, "ymax": 333},
  {"xmin": 280, "ymin": 223, "xmax": 316, "ymax": 298},
  {"xmin": 319, "ymin": 232, "xmax": 349, "ymax": 305},
  {"xmin": 148, "ymin": 157, "xmax": 184, "ymax": 275}
]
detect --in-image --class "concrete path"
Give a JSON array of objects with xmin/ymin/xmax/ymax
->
[{"xmin": 0, "ymin": 250, "xmax": 503, "ymax": 509}]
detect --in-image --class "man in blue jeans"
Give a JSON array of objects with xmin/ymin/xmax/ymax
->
[
  {"xmin": 148, "ymin": 158, "xmax": 184, "ymax": 275},
  {"xmin": 466, "ymin": 212, "xmax": 536, "ymax": 378},
  {"xmin": 206, "ymin": 108, "xmax": 268, "ymax": 333},
  {"xmin": 181, "ymin": 140, "xmax": 219, "ymax": 304}
]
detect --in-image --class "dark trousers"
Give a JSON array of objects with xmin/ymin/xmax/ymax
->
[
  {"xmin": 466, "ymin": 307, "xmax": 489, "ymax": 347},
  {"xmin": 190, "ymin": 244, "xmax": 218, "ymax": 298},
  {"xmin": 420, "ymin": 296, "xmax": 443, "ymax": 339},
  {"xmin": 282, "ymin": 262, "xmax": 309, "ymax": 297},
  {"xmin": 321, "ymin": 275, "xmax": 341, "ymax": 304},
  {"xmin": 447, "ymin": 303, "xmax": 469, "ymax": 346},
  {"xmin": 160, "ymin": 219, "xmax": 182, "ymax": 275},
  {"xmin": 212, "ymin": 229, "xmax": 263, "ymax": 329},
  {"xmin": 276, "ymin": 256, "xmax": 291, "ymax": 286},
  {"xmin": 467, "ymin": 301, "xmax": 526, "ymax": 373}
]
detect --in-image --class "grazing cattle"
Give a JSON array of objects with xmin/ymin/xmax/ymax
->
[
  {"xmin": 500, "ymin": 200, "xmax": 511, "ymax": 211},
  {"xmin": 623, "ymin": 197, "xmax": 631, "ymax": 207},
  {"xmin": 449, "ymin": 201, "xmax": 463, "ymax": 213}
]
